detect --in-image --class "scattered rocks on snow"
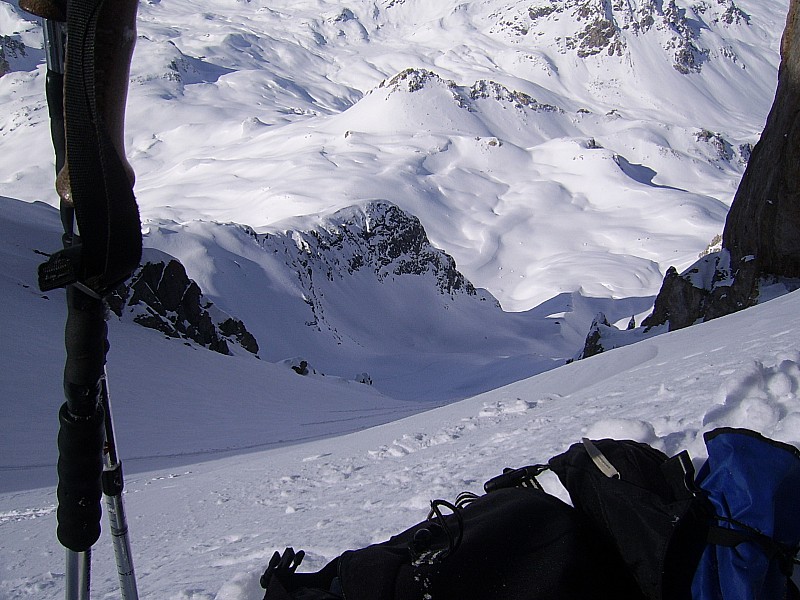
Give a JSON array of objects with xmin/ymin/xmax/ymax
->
[
  {"xmin": 381, "ymin": 68, "xmax": 563, "ymax": 114},
  {"xmin": 500, "ymin": 0, "xmax": 748, "ymax": 73}
]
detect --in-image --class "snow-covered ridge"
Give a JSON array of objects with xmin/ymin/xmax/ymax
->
[
  {"xmin": 263, "ymin": 201, "xmax": 483, "ymax": 294},
  {"xmin": 380, "ymin": 68, "xmax": 564, "ymax": 114},
  {"xmin": 493, "ymin": 0, "xmax": 750, "ymax": 73}
]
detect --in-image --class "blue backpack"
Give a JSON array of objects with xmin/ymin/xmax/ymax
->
[{"xmin": 692, "ymin": 428, "xmax": 800, "ymax": 599}]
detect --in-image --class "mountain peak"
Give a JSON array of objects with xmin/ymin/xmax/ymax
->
[{"xmin": 265, "ymin": 200, "xmax": 481, "ymax": 300}]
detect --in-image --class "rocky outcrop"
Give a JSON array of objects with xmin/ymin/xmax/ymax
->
[
  {"xmin": 502, "ymin": 0, "xmax": 748, "ymax": 73},
  {"xmin": 381, "ymin": 68, "xmax": 563, "ymax": 114},
  {"xmin": 641, "ymin": 0, "xmax": 800, "ymax": 332},
  {"xmin": 723, "ymin": 0, "xmax": 800, "ymax": 280},
  {"xmin": 640, "ymin": 252, "xmax": 760, "ymax": 331},
  {"xmin": 580, "ymin": 312, "xmax": 612, "ymax": 359},
  {"xmin": 262, "ymin": 201, "xmax": 479, "ymax": 298},
  {"xmin": 0, "ymin": 35, "xmax": 26, "ymax": 76},
  {"xmin": 108, "ymin": 258, "xmax": 259, "ymax": 356}
]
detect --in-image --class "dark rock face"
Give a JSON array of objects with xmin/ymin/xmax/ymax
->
[
  {"xmin": 262, "ymin": 200, "xmax": 480, "ymax": 296},
  {"xmin": 723, "ymin": 0, "xmax": 800, "ymax": 280},
  {"xmin": 108, "ymin": 259, "xmax": 259, "ymax": 356},
  {"xmin": 641, "ymin": 0, "xmax": 800, "ymax": 332},
  {"xmin": 0, "ymin": 35, "xmax": 27, "ymax": 76},
  {"xmin": 580, "ymin": 312, "xmax": 611, "ymax": 359},
  {"xmin": 641, "ymin": 255, "xmax": 759, "ymax": 331}
]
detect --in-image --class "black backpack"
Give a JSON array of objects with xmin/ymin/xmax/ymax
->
[
  {"xmin": 261, "ymin": 466, "xmax": 641, "ymax": 600},
  {"xmin": 549, "ymin": 431, "xmax": 800, "ymax": 600},
  {"xmin": 261, "ymin": 429, "xmax": 799, "ymax": 600},
  {"xmin": 548, "ymin": 438, "xmax": 711, "ymax": 600}
]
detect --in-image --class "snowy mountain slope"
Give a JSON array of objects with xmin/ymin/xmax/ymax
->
[
  {"xmin": 0, "ymin": 1, "xmax": 799, "ymax": 597},
  {"xmin": 0, "ymin": 0, "xmax": 787, "ymax": 317},
  {"xmin": 0, "ymin": 194, "xmax": 644, "ymax": 495},
  {"xmin": 0, "ymin": 193, "xmax": 641, "ymax": 444},
  {"xmin": 1, "ymin": 285, "xmax": 799, "ymax": 599},
  {"xmin": 0, "ymin": 196, "xmax": 434, "ymax": 493}
]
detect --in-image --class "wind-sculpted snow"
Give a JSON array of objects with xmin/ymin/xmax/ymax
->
[{"xmin": 0, "ymin": 0, "xmax": 784, "ymax": 314}]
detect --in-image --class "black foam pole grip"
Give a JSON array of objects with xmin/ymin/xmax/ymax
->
[
  {"xmin": 63, "ymin": 286, "xmax": 107, "ymax": 416},
  {"xmin": 57, "ymin": 402, "xmax": 105, "ymax": 552}
]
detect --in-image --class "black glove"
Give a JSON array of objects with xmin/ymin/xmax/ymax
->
[{"xmin": 261, "ymin": 547, "xmax": 306, "ymax": 591}]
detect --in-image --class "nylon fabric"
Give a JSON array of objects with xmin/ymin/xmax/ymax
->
[
  {"xmin": 264, "ymin": 486, "xmax": 631, "ymax": 600},
  {"xmin": 63, "ymin": 0, "xmax": 141, "ymax": 296},
  {"xmin": 692, "ymin": 428, "xmax": 800, "ymax": 600},
  {"xmin": 548, "ymin": 439, "xmax": 709, "ymax": 600}
]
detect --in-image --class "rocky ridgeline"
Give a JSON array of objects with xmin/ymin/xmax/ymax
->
[
  {"xmin": 382, "ymin": 68, "xmax": 562, "ymax": 113},
  {"xmin": 110, "ymin": 201, "xmax": 485, "ymax": 351},
  {"xmin": 109, "ymin": 257, "xmax": 260, "ymax": 356},
  {"xmin": 0, "ymin": 35, "xmax": 27, "ymax": 76},
  {"xmin": 257, "ymin": 201, "xmax": 485, "ymax": 331},
  {"xmin": 498, "ymin": 0, "xmax": 748, "ymax": 73}
]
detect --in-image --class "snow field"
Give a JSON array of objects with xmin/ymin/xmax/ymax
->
[{"xmin": 2, "ymin": 290, "xmax": 800, "ymax": 599}]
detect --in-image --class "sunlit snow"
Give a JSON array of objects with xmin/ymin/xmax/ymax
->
[{"xmin": 0, "ymin": 0, "xmax": 798, "ymax": 598}]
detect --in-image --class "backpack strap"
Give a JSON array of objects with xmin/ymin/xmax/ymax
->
[
  {"xmin": 483, "ymin": 464, "xmax": 548, "ymax": 493},
  {"xmin": 708, "ymin": 516, "xmax": 800, "ymax": 577},
  {"xmin": 38, "ymin": 0, "xmax": 142, "ymax": 297}
]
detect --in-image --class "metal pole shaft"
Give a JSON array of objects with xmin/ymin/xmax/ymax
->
[
  {"xmin": 65, "ymin": 549, "xmax": 91, "ymax": 600},
  {"xmin": 106, "ymin": 493, "xmax": 139, "ymax": 600},
  {"xmin": 100, "ymin": 377, "xmax": 139, "ymax": 600}
]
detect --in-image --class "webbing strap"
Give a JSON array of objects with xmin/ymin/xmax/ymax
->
[
  {"xmin": 708, "ymin": 519, "xmax": 799, "ymax": 576},
  {"xmin": 39, "ymin": 0, "xmax": 141, "ymax": 297}
]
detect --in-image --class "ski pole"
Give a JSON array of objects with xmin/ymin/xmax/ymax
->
[
  {"xmin": 42, "ymin": 15, "xmax": 104, "ymax": 599},
  {"xmin": 100, "ymin": 375, "xmax": 139, "ymax": 600},
  {"xmin": 59, "ymin": 283, "xmax": 140, "ymax": 600},
  {"xmin": 64, "ymin": 549, "xmax": 91, "ymax": 600},
  {"xmin": 33, "ymin": 2, "xmax": 141, "ymax": 597}
]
